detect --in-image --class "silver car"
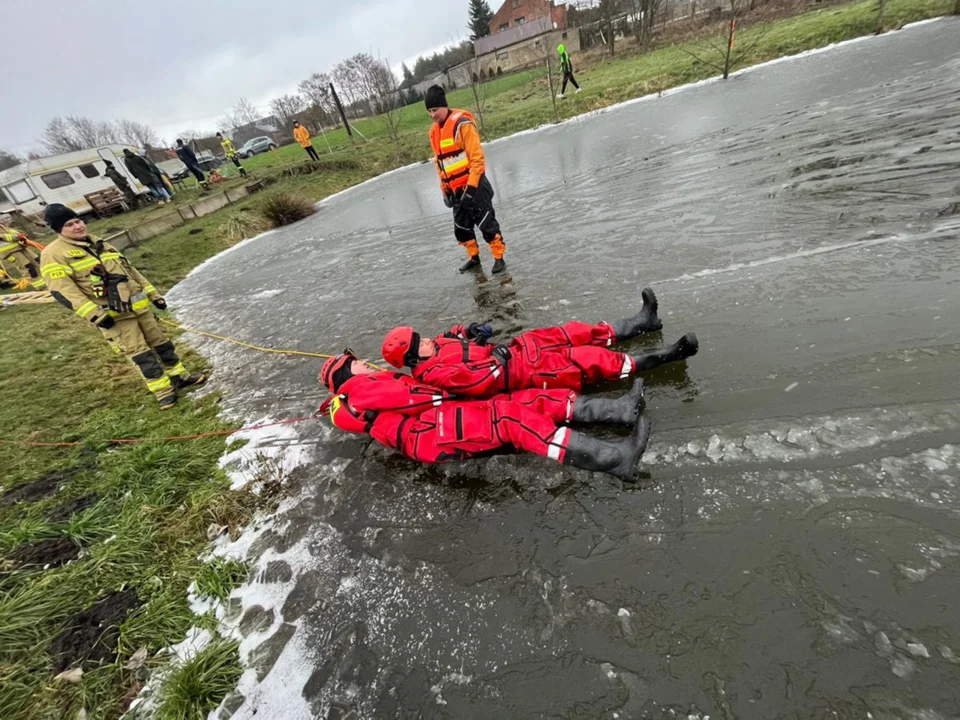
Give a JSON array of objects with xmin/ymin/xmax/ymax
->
[{"xmin": 237, "ymin": 136, "xmax": 277, "ymax": 158}]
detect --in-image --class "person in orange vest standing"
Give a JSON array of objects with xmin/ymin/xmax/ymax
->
[
  {"xmin": 425, "ymin": 85, "xmax": 506, "ymax": 274},
  {"xmin": 292, "ymin": 121, "xmax": 320, "ymax": 161}
]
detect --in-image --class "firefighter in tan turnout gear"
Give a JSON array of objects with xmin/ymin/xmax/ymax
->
[
  {"xmin": 40, "ymin": 204, "xmax": 206, "ymax": 409},
  {"xmin": 0, "ymin": 223, "xmax": 45, "ymax": 290}
]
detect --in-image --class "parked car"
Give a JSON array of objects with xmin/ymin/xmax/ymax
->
[{"xmin": 237, "ymin": 136, "xmax": 277, "ymax": 159}]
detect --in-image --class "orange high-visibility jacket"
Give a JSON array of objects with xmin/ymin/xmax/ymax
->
[
  {"xmin": 293, "ymin": 125, "xmax": 311, "ymax": 148},
  {"xmin": 430, "ymin": 109, "xmax": 485, "ymax": 195}
]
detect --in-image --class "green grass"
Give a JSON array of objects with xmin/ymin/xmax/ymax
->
[
  {"xmin": 0, "ymin": 0, "xmax": 952, "ymax": 716},
  {"xmin": 192, "ymin": 558, "xmax": 249, "ymax": 604},
  {"xmin": 154, "ymin": 638, "xmax": 243, "ymax": 720}
]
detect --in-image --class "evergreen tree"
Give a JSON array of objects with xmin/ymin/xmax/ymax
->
[
  {"xmin": 400, "ymin": 63, "xmax": 416, "ymax": 90},
  {"xmin": 468, "ymin": 0, "xmax": 495, "ymax": 40}
]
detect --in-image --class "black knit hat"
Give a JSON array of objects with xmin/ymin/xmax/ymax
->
[
  {"xmin": 424, "ymin": 85, "xmax": 448, "ymax": 110},
  {"xmin": 44, "ymin": 204, "xmax": 80, "ymax": 234}
]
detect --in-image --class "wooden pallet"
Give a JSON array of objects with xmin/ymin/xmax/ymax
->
[{"xmin": 84, "ymin": 188, "xmax": 130, "ymax": 217}]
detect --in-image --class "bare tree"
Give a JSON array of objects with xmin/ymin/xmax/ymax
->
[
  {"xmin": 954, "ymin": 0, "xmax": 959, "ymax": 16},
  {"xmin": 175, "ymin": 129, "xmax": 204, "ymax": 143},
  {"xmin": 531, "ymin": 38, "xmax": 561, "ymax": 123},
  {"xmin": 270, "ymin": 94, "xmax": 306, "ymax": 129},
  {"xmin": 875, "ymin": 0, "xmax": 887, "ymax": 32},
  {"xmin": 115, "ymin": 119, "xmax": 159, "ymax": 148},
  {"xmin": 298, "ymin": 72, "xmax": 336, "ymax": 125},
  {"xmin": 333, "ymin": 59, "xmax": 363, "ymax": 118},
  {"xmin": 466, "ymin": 57, "xmax": 489, "ymax": 134},
  {"xmin": 232, "ymin": 97, "xmax": 260, "ymax": 126},
  {"xmin": 682, "ymin": 0, "xmax": 767, "ymax": 80},
  {"xmin": 0, "ymin": 149, "xmax": 24, "ymax": 171},
  {"xmin": 629, "ymin": 0, "xmax": 663, "ymax": 47},
  {"xmin": 41, "ymin": 116, "xmax": 117, "ymax": 154},
  {"xmin": 599, "ymin": 0, "xmax": 621, "ymax": 58},
  {"xmin": 353, "ymin": 54, "xmax": 405, "ymax": 153}
]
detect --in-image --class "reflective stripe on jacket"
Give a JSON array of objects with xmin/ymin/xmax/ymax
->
[
  {"xmin": 429, "ymin": 109, "xmax": 484, "ymax": 194},
  {"xmin": 40, "ymin": 235, "xmax": 159, "ymax": 326}
]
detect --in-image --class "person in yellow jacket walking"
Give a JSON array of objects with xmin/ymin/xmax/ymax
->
[
  {"xmin": 425, "ymin": 85, "xmax": 506, "ymax": 274},
  {"xmin": 216, "ymin": 132, "xmax": 248, "ymax": 177},
  {"xmin": 0, "ymin": 223, "xmax": 45, "ymax": 290},
  {"xmin": 40, "ymin": 204, "xmax": 206, "ymax": 409},
  {"xmin": 292, "ymin": 121, "xmax": 320, "ymax": 161}
]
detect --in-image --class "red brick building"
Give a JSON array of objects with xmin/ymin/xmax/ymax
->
[{"xmin": 489, "ymin": 0, "xmax": 568, "ymax": 35}]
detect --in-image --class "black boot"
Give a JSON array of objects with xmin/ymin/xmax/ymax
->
[
  {"xmin": 158, "ymin": 389, "xmax": 178, "ymax": 410},
  {"xmin": 630, "ymin": 332, "xmax": 698, "ymax": 372},
  {"xmin": 460, "ymin": 255, "xmax": 482, "ymax": 273},
  {"xmin": 610, "ymin": 287, "xmax": 662, "ymax": 340},
  {"xmin": 171, "ymin": 372, "xmax": 208, "ymax": 389},
  {"xmin": 572, "ymin": 378, "xmax": 645, "ymax": 425},
  {"xmin": 491, "ymin": 258, "xmax": 506, "ymax": 274},
  {"xmin": 562, "ymin": 417, "xmax": 651, "ymax": 481}
]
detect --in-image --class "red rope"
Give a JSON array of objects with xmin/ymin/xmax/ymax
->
[{"xmin": 0, "ymin": 415, "xmax": 319, "ymax": 449}]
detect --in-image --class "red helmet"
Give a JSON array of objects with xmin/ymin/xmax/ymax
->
[
  {"xmin": 319, "ymin": 351, "xmax": 356, "ymax": 392},
  {"xmin": 381, "ymin": 326, "xmax": 418, "ymax": 369}
]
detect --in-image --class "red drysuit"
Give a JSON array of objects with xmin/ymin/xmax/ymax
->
[
  {"xmin": 414, "ymin": 321, "xmax": 634, "ymax": 398},
  {"xmin": 322, "ymin": 370, "xmax": 578, "ymax": 463}
]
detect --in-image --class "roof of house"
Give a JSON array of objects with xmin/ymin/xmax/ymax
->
[{"xmin": 475, "ymin": 15, "xmax": 554, "ymax": 56}]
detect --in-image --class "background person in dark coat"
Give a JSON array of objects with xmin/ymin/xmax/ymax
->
[
  {"xmin": 175, "ymin": 139, "xmax": 210, "ymax": 189},
  {"xmin": 123, "ymin": 148, "xmax": 171, "ymax": 204}
]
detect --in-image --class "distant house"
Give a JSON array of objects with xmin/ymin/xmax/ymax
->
[
  {"xmin": 489, "ymin": 0, "xmax": 568, "ymax": 34},
  {"xmin": 469, "ymin": 0, "xmax": 580, "ymax": 80}
]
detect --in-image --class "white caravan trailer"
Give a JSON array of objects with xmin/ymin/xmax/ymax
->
[{"xmin": 0, "ymin": 144, "xmax": 150, "ymax": 218}]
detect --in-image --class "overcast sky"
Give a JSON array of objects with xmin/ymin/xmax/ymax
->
[{"xmin": 2, "ymin": 0, "xmax": 473, "ymax": 155}]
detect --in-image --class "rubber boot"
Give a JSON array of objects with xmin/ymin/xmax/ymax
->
[
  {"xmin": 491, "ymin": 258, "xmax": 506, "ymax": 274},
  {"xmin": 610, "ymin": 287, "xmax": 662, "ymax": 340},
  {"xmin": 158, "ymin": 389, "xmax": 178, "ymax": 410},
  {"xmin": 572, "ymin": 378, "xmax": 645, "ymax": 425},
  {"xmin": 172, "ymin": 372, "xmax": 207, "ymax": 390},
  {"xmin": 460, "ymin": 255, "xmax": 482, "ymax": 273},
  {"xmin": 630, "ymin": 332, "xmax": 698, "ymax": 372},
  {"xmin": 562, "ymin": 417, "xmax": 651, "ymax": 481}
]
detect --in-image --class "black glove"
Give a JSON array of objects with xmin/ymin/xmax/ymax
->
[
  {"xmin": 96, "ymin": 314, "xmax": 116, "ymax": 330},
  {"xmin": 442, "ymin": 192, "xmax": 456, "ymax": 209},
  {"xmin": 491, "ymin": 344, "xmax": 511, "ymax": 364},
  {"xmin": 459, "ymin": 186, "xmax": 477, "ymax": 212},
  {"xmin": 152, "ymin": 297, "xmax": 167, "ymax": 310},
  {"xmin": 465, "ymin": 323, "xmax": 493, "ymax": 344}
]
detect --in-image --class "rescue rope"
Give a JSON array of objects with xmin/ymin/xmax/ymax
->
[
  {"xmin": 160, "ymin": 318, "xmax": 335, "ymax": 359},
  {"xmin": 0, "ymin": 415, "xmax": 320, "ymax": 449}
]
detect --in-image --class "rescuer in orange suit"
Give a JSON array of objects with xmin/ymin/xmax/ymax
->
[{"xmin": 425, "ymin": 84, "xmax": 507, "ymax": 275}]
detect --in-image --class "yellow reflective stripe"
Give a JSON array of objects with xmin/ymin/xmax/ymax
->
[
  {"xmin": 42, "ymin": 263, "xmax": 74, "ymax": 277},
  {"xmin": 443, "ymin": 157, "xmax": 469, "ymax": 174},
  {"xmin": 69, "ymin": 258, "xmax": 99, "ymax": 271},
  {"xmin": 100, "ymin": 252, "xmax": 122, "ymax": 261},
  {"xmin": 0, "ymin": 243, "xmax": 19, "ymax": 253},
  {"xmin": 31, "ymin": 279, "xmax": 46, "ymax": 289},
  {"xmin": 132, "ymin": 298, "xmax": 151, "ymax": 312},
  {"xmin": 166, "ymin": 362, "xmax": 186, "ymax": 377},
  {"xmin": 145, "ymin": 376, "xmax": 172, "ymax": 393},
  {"xmin": 143, "ymin": 284, "xmax": 157, "ymax": 295},
  {"xmin": 76, "ymin": 301, "xmax": 98, "ymax": 318}
]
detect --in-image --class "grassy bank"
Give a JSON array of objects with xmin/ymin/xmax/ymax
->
[{"xmin": 0, "ymin": 0, "xmax": 952, "ymax": 717}]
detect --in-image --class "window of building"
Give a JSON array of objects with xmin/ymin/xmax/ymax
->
[
  {"xmin": 41, "ymin": 171, "xmax": 75, "ymax": 189},
  {"xmin": 516, "ymin": 16, "xmax": 526, "ymax": 24},
  {"xmin": 78, "ymin": 163, "xmax": 99, "ymax": 178},
  {"xmin": 5, "ymin": 180, "xmax": 37, "ymax": 203},
  {"xmin": 562, "ymin": 31, "xmax": 568, "ymax": 39},
  {"xmin": 512, "ymin": 0, "xmax": 522, "ymax": 7},
  {"xmin": 496, "ymin": 49, "xmax": 509, "ymax": 60},
  {"xmin": 499, "ymin": 22, "xmax": 510, "ymax": 30}
]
